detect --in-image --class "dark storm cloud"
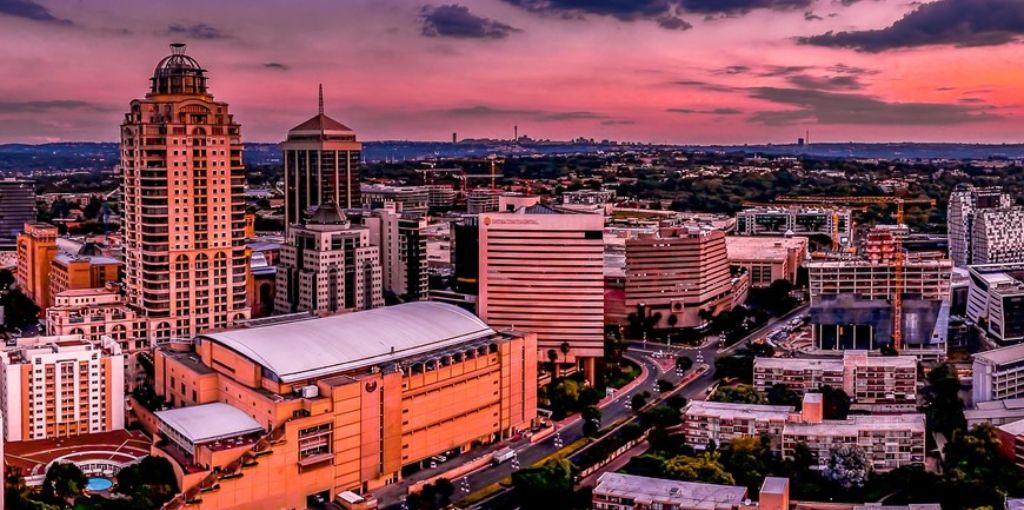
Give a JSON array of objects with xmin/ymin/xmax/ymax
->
[
  {"xmin": 748, "ymin": 87, "xmax": 996, "ymax": 125},
  {"xmin": 801, "ymin": 0, "xmax": 1024, "ymax": 52},
  {"xmin": 786, "ymin": 74, "xmax": 863, "ymax": 90},
  {"xmin": 678, "ymin": 0, "xmax": 812, "ymax": 15},
  {"xmin": 263, "ymin": 62, "xmax": 290, "ymax": 71},
  {"xmin": 167, "ymin": 23, "xmax": 229, "ymax": 40},
  {"xmin": 804, "ymin": 11, "xmax": 823, "ymax": 21},
  {"xmin": 657, "ymin": 16, "xmax": 692, "ymax": 31},
  {"xmin": 0, "ymin": 0, "xmax": 70, "ymax": 24},
  {"xmin": 0, "ymin": 100, "xmax": 110, "ymax": 113},
  {"xmin": 420, "ymin": 4, "xmax": 519, "ymax": 39},
  {"xmin": 667, "ymin": 107, "xmax": 744, "ymax": 115}
]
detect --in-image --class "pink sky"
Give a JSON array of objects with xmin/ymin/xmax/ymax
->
[{"xmin": 1, "ymin": 0, "xmax": 1022, "ymax": 144}]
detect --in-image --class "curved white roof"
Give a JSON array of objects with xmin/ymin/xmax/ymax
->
[
  {"xmin": 156, "ymin": 402, "xmax": 263, "ymax": 444},
  {"xmin": 200, "ymin": 302, "xmax": 496, "ymax": 383}
]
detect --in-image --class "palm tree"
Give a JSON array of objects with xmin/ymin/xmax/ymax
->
[
  {"xmin": 559, "ymin": 341, "xmax": 570, "ymax": 376},
  {"xmin": 547, "ymin": 349, "xmax": 559, "ymax": 380}
]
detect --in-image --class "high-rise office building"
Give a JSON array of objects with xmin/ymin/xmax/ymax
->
[
  {"xmin": 275, "ymin": 204, "xmax": 383, "ymax": 314},
  {"xmin": 349, "ymin": 205, "xmax": 429, "ymax": 301},
  {"xmin": 948, "ymin": 185, "xmax": 1013, "ymax": 266},
  {"xmin": 16, "ymin": 223, "xmax": 58, "ymax": 308},
  {"xmin": 283, "ymin": 86, "xmax": 362, "ymax": 227},
  {"xmin": 119, "ymin": 43, "xmax": 250, "ymax": 341},
  {"xmin": 971, "ymin": 207, "xmax": 1024, "ymax": 265},
  {"xmin": 478, "ymin": 205, "xmax": 605, "ymax": 381},
  {"xmin": 625, "ymin": 227, "xmax": 746, "ymax": 329},
  {"xmin": 0, "ymin": 178, "xmax": 37, "ymax": 241}
]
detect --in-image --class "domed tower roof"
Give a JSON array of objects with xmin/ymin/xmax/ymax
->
[
  {"xmin": 308, "ymin": 203, "xmax": 348, "ymax": 225},
  {"xmin": 150, "ymin": 43, "xmax": 209, "ymax": 96},
  {"xmin": 286, "ymin": 85, "xmax": 357, "ymax": 141}
]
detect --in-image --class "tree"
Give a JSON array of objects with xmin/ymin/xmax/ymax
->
[
  {"xmin": 511, "ymin": 457, "xmax": 575, "ymax": 509},
  {"xmin": 724, "ymin": 435, "xmax": 775, "ymax": 493},
  {"xmin": 582, "ymin": 406, "xmax": 602, "ymax": 437},
  {"xmin": 40, "ymin": 462, "xmax": 87, "ymax": 505},
  {"xmin": 711, "ymin": 384, "xmax": 763, "ymax": 404},
  {"xmin": 665, "ymin": 395, "xmax": 687, "ymax": 411},
  {"xmin": 407, "ymin": 478, "xmax": 455, "ymax": 510},
  {"xmin": 643, "ymin": 405, "xmax": 682, "ymax": 429},
  {"xmin": 2, "ymin": 287, "xmax": 40, "ymax": 330},
  {"xmin": 662, "ymin": 452, "xmax": 735, "ymax": 485},
  {"xmin": 559, "ymin": 341, "xmax": 571, "ymax": 368},
  {"xmin": 924, "ymin": 362, "xmax": 966, "ymax": 437},
  {"xmin": 547, "ymin": 349, "xmax": 559, "ymax": 379},
  {"xmin": 656, "ymin": 379, "xmax": 675, "ymax": 393},
  {"xmin": 114, "ymin": 456, "xmax": 178, "ymax": 507},
  {"xmin": 630, "ymin": 391, "xmax": 650, "ymax": 412},
  {"xmin": 676, "ymin": 355, "xmax": 693, "ymax": 372},
  {"xmin": 823, "ymin": 444, "xmax": 869, "ymax": 490},
  {"xmin": 819, "ymin": 386, "xmax": 850, "ymax": 420},
  {"xmin": 667, "ymin": 313, "xmax": 679, "ymax": 328},
  {"xmin": 766, "ymin": 383, "xmax": 801, "ymax": 407},
  {"xmin": 0, "ymin": 268, "xmax": 14, "ymax": 289}
]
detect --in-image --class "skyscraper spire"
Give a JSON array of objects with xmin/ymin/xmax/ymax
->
[{"xmin": 318, "ymin": 83, "xmax": 324, "ymax": 115}]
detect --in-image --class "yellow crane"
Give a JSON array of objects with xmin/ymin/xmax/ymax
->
[{"xmin": 773, "ymin": 195, "xmax": 936, "ymax": 351}]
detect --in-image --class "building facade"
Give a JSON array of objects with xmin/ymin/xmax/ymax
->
[
  {"xmin": 754, "ymin": 351, "xmax": 917, "ymax": 412},
  {"xmin": 592, "ymin": 472, "xmax": 748, "ymax": 510},
  {"xmin": 274, "ymin": 205, "xmax": 383, "ymax": 315},
  {"xmin": 0, "ymin": 179, "xmax": 36, "ymax": 241},
  {"xmin": 478, "ymin": 205, "xmax": 605, "ymax": 380},
  {"xmin": 148, "ymin": 302, "xmax": 537, "ymax": 509},
  {"xmin": 625, "ymin": 227, "xmax": 745, "ymax": 329},
  {"xmin": 1, "ymin": 335, "xmax": 124, "ymax": 442},
  {"xmin": 735, "ymin": 206, "xmax": 852, "ymax": 242},
  {"xmin": 725, "ymin": 236, "xmax": 807, "ymax": 288},
  {"xmin": 349, "ymin": 205, "xmax": 429, "ymax": 301},
  {"xmin": 359, "ymin": 185, "xmax": 429, "ymax": 217},
  {"xmin": 283, "ymin": 88, "xmax": 362, "ymax": 226},
  {"xmin": 16, "ymin": 223, "xmax": 58, "ymax": 309},
  {"xmin": 49, "ymin": 254, "xmax": 120, "ymax": 300},
  {"xmin": 973, "ymin": 343, "xmax": 1024, "ymax": 404},
  {"xmin": 948, "ymin": 185, "xmax": 1013, "ymax": 266},
  {"xmin": 972, "ymin": 207, "xmax": 1024, "ymax": 265},
  {"xmin": 120, "ymin": 43, "xmax": 250, "ymax": 341},
  {"xmin": 966, "ymin": 263, "xmax": 1024, "ymax": 344}
]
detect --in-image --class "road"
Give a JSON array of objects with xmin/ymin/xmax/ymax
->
[{"xmin": 377, "ymin": 304, "xmax": 808, "ymax": 509}]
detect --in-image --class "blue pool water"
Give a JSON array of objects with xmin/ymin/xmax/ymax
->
[{"xmin": 86, "ymin": 477, "xmax": 113, "ymax": 491}]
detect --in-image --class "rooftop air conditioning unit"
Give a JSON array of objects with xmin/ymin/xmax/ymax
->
[{"xmin": 300, "ymin": 385, "xmax": 319, "ymax": 399}]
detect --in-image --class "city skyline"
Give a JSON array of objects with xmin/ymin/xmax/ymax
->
[{"xmin": 2, "ymin": 0, "xmax": 1023, "ymax": 145}]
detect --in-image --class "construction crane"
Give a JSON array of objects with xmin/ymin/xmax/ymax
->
[{"xmin": 773, "ymin": 195, "xmax": 936, "ymax": 351}]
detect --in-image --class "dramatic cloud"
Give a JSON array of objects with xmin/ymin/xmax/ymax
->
[
  {"xmin": 263, "ymin": 62, "xmax": 290, "ymax": 71},
  {"xmin": 0, "ymin": 100, "xmax": 110, "ymax": 114},
  {"xmin": 714, "ymin": 65, "xmax": 752, "ymax": 75},
  {"xmin": 679, "ymin": 0, "xmax": 812, "ymax": 15},
  {"xmin": 441, "ymin": 105, "xmax": 607, "ymax": 122},
  {"xmin": 667, "ymin": 107, "xmax": 744, "ymax": 115},
  {"xmin": 748, "ymin": 87, "xmax": 996, "ymax": 125},
  {"xmin": 671, "ymin": 80, "xmax": 738, "ymax": 93},
  {"xmin": 420, "ymin": 4, "xmax": 519, "ymax": 39},
  {"xmin": 786, "ymin": 74, "xmax": 863, "ymax": 90},
  {"xmin": 802, "ymin": 0, "xmax": 1024, "ymax": 52},
  {"xmin": 657, "ymin": 16, "xmax": 692, "ymax": 31},
  {"xmin": 167, "ymin": 23, "xmax": 228, "ymax": 40},
  {"xmin": 500, "ymin": 0, "xmax": 693, "ymax": 30},
  {"xmin": 804, "ymin": 11, "xmax": 823, "ymax": 21},
  {"xmin": 0, "ymin": 0, "xmax": 70, "ymax": 24}
]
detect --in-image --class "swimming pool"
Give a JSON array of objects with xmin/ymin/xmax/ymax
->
[{"xmin": 86, "ymin": 477, "xmax": 113, "ymax": 492}]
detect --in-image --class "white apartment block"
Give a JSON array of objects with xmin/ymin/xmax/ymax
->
[
  {"xmin": 753, "ymin": 352, "xmax": 917, "ymax": 412},
  {"xmin": 973, "ymin": 343, "xmax": 1024, "ymax": 404},
  {"xmin": 680, "ymin": 400, "xmax": 794, "ymax": 450},
  {"xmin": 1, "ymin": 335, "xmax": 125, "ymax": 442}
]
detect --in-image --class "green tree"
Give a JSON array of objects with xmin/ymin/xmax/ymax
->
[
  {"xmin": 662, "ymin": 452, "xmax": 735, "ymax": 485},
  {"xmin": 725, "ymin": 435, "xmax": 775, "ymax": 493},
  {"xmin": 2, "ymin": 287, "xmax": 40, "ymax": 330},
  {"xmin": 511, "ymin": 457, "xmax": 575, "ymax": 509},
  {"xmin": 766, "ymin": 383, "xmax": 801, "ymax": 407},
  {"xmin": 924, "ymin": 363, "xmax": 966, "ymax": 437},
  {"xmin": 630, "ymin": 392, "xmax": 649, "ymax": 412},
  {"xmin": 656, "ymin": 378, "xmax": 675, "ymax": 393},
  {"xmin": 823, "ymin": 444, "xmax": 869, "ymax": 490},
  {"xmin": 40, "ymin": 462, "xmax": 87, "ymax": 506},
  {"xmin": 819, "ymin": 386, "xmax": 850, "ymax": 420},
  {"xmin": 114, "ymin": 456, "xmax": 178, "ymax": 507},
  {"xmin": 406, "ymin": 478, "xmax": 455, "ymax": 510},
  {"xmin": 582, "ymin": 406, "xmax": 602, "ymax": 437},
  {"xmin": 711, "ymin": 384, "xmax": 763, "ymax": 404},
  {"xmin": 675, "ymin": 355, "xmax": 693, "ymax": 372}
]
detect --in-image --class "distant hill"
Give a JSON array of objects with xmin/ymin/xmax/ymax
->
[{"xmin": 2, "ymin": 141, "xmax": 1024, "ymax": 174}]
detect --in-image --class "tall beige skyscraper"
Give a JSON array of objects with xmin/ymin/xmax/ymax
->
[
  {"xmin": 283, "ymin": 86, "xmax": 362, "ymax": 227},
  {"xmin": 120, "ymin": 43, "xmax": 250, "ymax": 341}
]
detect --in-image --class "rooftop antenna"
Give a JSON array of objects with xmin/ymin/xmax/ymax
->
[{"xmin": 318, "ymin": 83, "xmax": 324, "ymax": 115}]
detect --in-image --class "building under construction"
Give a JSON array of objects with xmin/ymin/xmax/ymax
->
[{"xmin": 807, "ymin": 228, "xmax": 952, "ymax": 359}]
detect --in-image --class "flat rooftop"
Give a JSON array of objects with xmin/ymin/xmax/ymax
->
[
  {"xmin": 594, "ymin": 473, "xmax": 747, "ymax": 510},
  {"xmin": 974, "ymin": 343, "xmax": 1024, "ymax": 366},
  {"xmin": 726, "ymin": 236, "xmax": 807, "ymax": 261},
  {"xmin": 684, "ymin": 400, "xmax": 794, "ymax": 421},
  {"xmin": 5, "ymin": 429, "xmax": 150, "ymax": 478},
  {"xmin": 200, "ymin": 301, "xmax": 498, "ymax": 383},
  {"xmin": 784, "ymin": 414, "xmax": 925, "ymax": 436},
  {"xmin": 156, "ymin": 402, "xmax": 263, "ymax": 445}
]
